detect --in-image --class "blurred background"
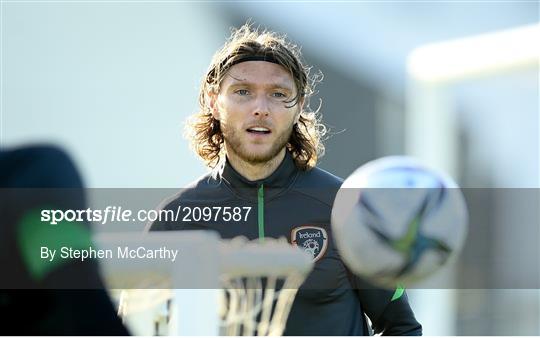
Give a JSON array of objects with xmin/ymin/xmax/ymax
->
[{"xmin": 1, "ymin": 1, "xmax": 538, "ymax": 335}]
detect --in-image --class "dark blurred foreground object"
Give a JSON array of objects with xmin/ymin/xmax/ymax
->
[{"xmin": 0, "ymin": 145, "xmax": 129, "ymax": 335}]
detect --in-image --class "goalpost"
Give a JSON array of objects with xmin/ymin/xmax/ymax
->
[{"xmin": 405, "ymin": 23, "xmax": 539, "ymax": 335}]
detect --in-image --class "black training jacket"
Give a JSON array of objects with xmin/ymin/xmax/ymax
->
[{"xmin": 148, "ymin": 151, "xmax": 422, "ymax": 336}]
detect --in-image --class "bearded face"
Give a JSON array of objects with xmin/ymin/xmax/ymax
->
[{"xmin": 213, "ymin": 61, "xmax": 300, "ymax": 165}]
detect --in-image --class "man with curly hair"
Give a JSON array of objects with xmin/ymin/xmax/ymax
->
[{"xmin": 148, "ymin": 24, "xmax": 422, "ymax": 336}]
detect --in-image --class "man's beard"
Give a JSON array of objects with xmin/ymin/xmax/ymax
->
[{"xmin": 221, "ymin": 124, "xmax": 293, "ymax": 165}]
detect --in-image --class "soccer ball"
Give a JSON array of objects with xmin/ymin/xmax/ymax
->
[{"xmin": 331, "ymin": 156, "xmax": 468, "ymax": 288}]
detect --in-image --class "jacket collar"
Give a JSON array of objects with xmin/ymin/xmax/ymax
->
[{"xmin": 220, "ymin": 151, "xmax": 298, "ymax": 200}]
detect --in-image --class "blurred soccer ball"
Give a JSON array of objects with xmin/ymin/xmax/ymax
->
[{"xmin": 332, "ymin": 156, "xmax": 468, "ymax": 288}]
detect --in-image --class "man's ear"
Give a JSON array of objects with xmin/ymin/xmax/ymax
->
[
  {"xmin": 294, "ymin": 111, "xmax": 301, "ymax": 125},
  {"xmin": 209, "ymin": 91, "xmax": 220, "ymax": 120},
  {"xmin": 294, "ymin": 98, "xmax": 304, "ymax": 124}
]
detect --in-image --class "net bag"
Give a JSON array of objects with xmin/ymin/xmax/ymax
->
[
  {"xmin": 218, "ymin": 236, "xmax": 313, "ymax": 336},
  {"xmin": 108, "ymin": 234, "xmax": 313, "ymax": 336}
]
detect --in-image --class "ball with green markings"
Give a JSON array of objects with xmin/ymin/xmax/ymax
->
[{"xmin": 331, "ymin": 156, "xmax": 468, "ymax": 288}]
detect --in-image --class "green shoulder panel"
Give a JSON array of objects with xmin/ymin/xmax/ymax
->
[{"xmin": 16, "ymin": 208, "xmax": 93, "ymax": 281}]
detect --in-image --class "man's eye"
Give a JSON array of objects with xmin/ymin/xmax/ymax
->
[
  {"xmin": 235, "ymin": 89, "xmax": 249, "ymax": 96},
  {"xmin": 272, "ymin": 92, "xmax": 286, "ymax": 98}
]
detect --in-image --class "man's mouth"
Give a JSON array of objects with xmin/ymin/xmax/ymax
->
[{"xmin": 246, "ymin": 126, "xmax": 271, "ymax": 135}]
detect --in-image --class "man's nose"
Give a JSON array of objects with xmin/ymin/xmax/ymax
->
[{"xmin": 253, "ymin": 95, "xmax": 270, "ymax": 117}]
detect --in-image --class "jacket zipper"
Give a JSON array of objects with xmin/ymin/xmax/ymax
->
[{"xmin": 257, "ymin": 184, "xmax": 265, "ymax": 242}]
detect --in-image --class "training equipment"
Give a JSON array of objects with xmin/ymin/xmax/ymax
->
[
  {"xmin": 95, "ymin": 231, "xmax": 313, "ymax": 336},
  {"xmin": 331, "ymin": 156, "xmax": 468, "ymax": 288}
]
